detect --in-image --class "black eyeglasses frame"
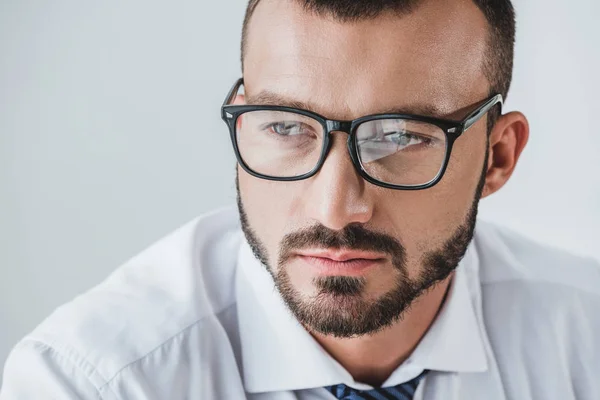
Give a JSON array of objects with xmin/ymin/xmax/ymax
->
[{"xmin": 221, "ymin": 78, "xmax": 502, "ymax": 191}]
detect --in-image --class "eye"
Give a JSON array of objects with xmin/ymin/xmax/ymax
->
[
  {"xmin": 361, "ymin": 130, "xmax": 433, "ymax": 149},
  {"xmin": 384, "ymin": 131, "xmax": 431, "ymax": 147},
  {"xmin": 267, "ymin": 122, "xmax": 310, "ymax": 136}
]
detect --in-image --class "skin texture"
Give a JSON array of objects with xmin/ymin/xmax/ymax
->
[{"xmin": 236, "ymin": 0, "xmax": 529, "ymax": 386}]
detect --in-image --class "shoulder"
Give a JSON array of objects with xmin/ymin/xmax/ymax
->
[
  {"xmin": 473, "ymin": 221, "xmax": 600, "ymax": 371},
  {"xmin": 474, "ymin": 220, "xmax": 600, "ymax": 295},
  {"xmin": 5, "ymin": 206, "xmax": 244, "ymax": 391}
]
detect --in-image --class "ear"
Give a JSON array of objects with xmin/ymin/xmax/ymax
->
[
  {"xmin": 481, "ymin": 111, "xmax": 530, "ymax": 198},
  {"xmin": 233, "ymin": 94, "xmax": 246, "ymax": 105}
]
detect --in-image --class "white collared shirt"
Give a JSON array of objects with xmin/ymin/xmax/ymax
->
[{"xmin": 2, "ymin": 206, "xmax": 600, "ymax": 399}]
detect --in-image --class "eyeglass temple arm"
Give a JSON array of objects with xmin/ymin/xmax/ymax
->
[
  {"xmin": 462, "ymin": 94, "xmax": 503, "ymax": 132},
  {"xmin": 222, "ymin": 78, "xmax": 245, "ymax": 107}
]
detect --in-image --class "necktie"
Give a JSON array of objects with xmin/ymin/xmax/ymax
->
[{"xmin": 324, "ymin": 370, "xmax": 427, "ymax": 400}]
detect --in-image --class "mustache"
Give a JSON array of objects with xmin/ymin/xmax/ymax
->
[{"xmin": 278, "ymin": 223, "xmax": 406, "ymax": 268}]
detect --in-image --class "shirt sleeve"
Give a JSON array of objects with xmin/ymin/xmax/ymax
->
[{"xmin": 0, "ymin": 339, "xmax": 104, "ymax": 399}]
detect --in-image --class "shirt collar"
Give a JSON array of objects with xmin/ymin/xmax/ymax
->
[
  {"xmin": 388, "ymin": 242, "xmax": 488, "ymax": 377},
  {"xmin": 235, "ymin": 236, "xmax": 488, "ymax": 394}
]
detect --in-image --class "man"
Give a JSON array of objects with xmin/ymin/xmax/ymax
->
[{"xmin": 2, "ymin": 0, "xmax": 599, "ymax": 398}]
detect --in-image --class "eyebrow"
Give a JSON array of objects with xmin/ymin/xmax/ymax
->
[
  {"xmin": 245, "ymin": 90, "xmax": 448, "ymax": 119},
  {"xmin": 246, "ymin": 91, "xmax": 321, "ymax": 114}
]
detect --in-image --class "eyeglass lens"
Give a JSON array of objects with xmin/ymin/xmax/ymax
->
[{"xmin": 235, "ymin": 109, "xmax": 448, "ymax": 186}]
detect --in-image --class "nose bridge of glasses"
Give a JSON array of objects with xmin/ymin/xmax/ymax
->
[
  {"xmin": 326, "ymin": 120, "xmax": 352, "ymax": 135},
  {"xmin": 321, "ymin": 119, "xmax": 362, "ymax": 176}
]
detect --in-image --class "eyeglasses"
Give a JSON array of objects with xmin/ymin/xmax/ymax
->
[{"xmin": 221, "ymin": 78, "xmax": 502, "ymax": 190}]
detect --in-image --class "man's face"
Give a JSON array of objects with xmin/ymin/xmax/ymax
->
[{"xmin": 238, "ymin": 0, "xmax": 492, "ymax": 338}]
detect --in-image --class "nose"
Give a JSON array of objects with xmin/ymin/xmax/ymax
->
[{"xmin": 303, "ymin": 131, "xmax": 374, "ymax": 231}]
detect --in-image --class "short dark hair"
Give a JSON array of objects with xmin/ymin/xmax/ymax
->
[{"xmin": 241, "ymin": 0, "xmax": 516, "ymax": 130}]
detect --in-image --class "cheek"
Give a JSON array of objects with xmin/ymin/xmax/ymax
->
[
  {"xmin": 444, "ymin": 128, "xmax": 488, "ymax": 197},
  {"xmin": 375, "ymin": 136, "xmax": 486, "ymax": 254},
  {"xmin": 238, "ymin": 167, "xmax": 301, "ymax": 266}
]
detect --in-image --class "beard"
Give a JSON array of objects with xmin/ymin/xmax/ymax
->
[{"xmin": 236, "ymin": 149, "xmax": 488, "ymax": 338}]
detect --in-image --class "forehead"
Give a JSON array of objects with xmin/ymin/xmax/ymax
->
[{"xmin": 243, "ymin": 0, "xmax": 491, "ymax": 120}]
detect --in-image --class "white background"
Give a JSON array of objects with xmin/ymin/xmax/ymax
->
[{"xmin": 0, "ymin": 0, "xmax": 599, "ymax": 383}]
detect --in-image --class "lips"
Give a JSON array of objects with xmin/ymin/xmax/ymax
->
[
  {"xmin": 294, "ymin": 249, "xmax": 386, "ymax": 275},
  {"xmin": 295, "ymin": 249, "xmax": 385, "ymax": 262}
]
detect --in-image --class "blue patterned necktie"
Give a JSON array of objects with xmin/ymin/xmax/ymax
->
[{"xmin": 324, "ymin": 370, "xmax": 428, "ymax": 400}]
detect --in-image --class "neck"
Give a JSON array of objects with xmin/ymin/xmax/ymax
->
[{"xmin": 309, "ymin": 273, "xmax": 454, "ymax": 387}]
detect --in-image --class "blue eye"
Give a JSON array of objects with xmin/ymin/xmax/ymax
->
[
  {"xmin": 359, "ymin": 131, "xmax": 432, "ymax": 148},
  {"xmin": 385, "ymin": 132, "xmax": 431, "ymax": 147},
  {"xmin": 266, "ymin": 122, "xmax": 308, "ymax": 136}
]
